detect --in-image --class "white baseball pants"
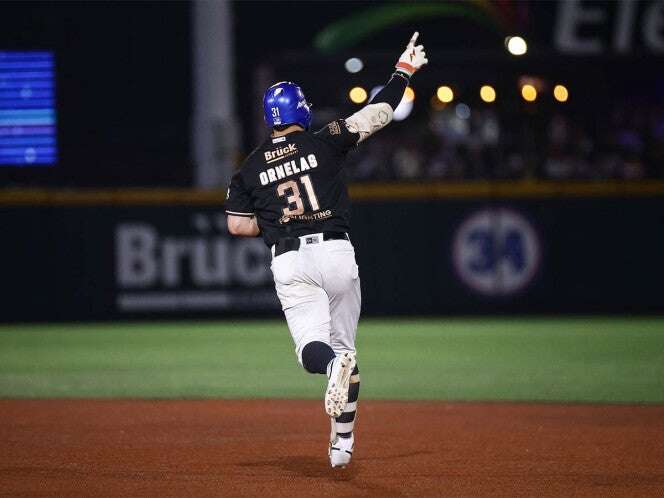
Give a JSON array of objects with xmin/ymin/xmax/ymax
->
[{"xmin": 270, "ymin": 233, "xmax": 361, "ymax": 364}]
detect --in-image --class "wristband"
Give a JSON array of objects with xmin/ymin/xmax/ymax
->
[{"xmin": 395, "ymin": 61, "xmax": 416, "ymax": 76}]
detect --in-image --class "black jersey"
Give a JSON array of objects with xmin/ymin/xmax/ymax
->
[{"xmin": 225, "ymin": 120, "xmax": 359, "ymax": 247}]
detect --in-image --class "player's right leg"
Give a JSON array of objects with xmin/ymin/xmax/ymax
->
[
  {"xmin": 318, "ymin": 238, "xmax": 362, "ymax": 466},
  {"xmin": 271, "ymin": 239, "xmax": 358, "ymax": 465},
  {"xmin": 319, "ymin": 239, "xmax": 361, "ymax": 357},
  {"xmin": 322, "ymin": 254, "xmax": 359, "ymax": 421},
  {"xmin": 328, "ymin": 363, "xmax": 360, "ymax": 468}
]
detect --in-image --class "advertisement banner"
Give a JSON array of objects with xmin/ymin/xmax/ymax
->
[
  {"xmin": 2, "ymin": 206, "xmax": 279, "ymax": 322},
  {"xmin": 114, "ymin": 211, "xmax": 277, "ymax": 312},
  {"xmin": 2, "ymin": 198, "xmax": 663, "ymax": 321}
]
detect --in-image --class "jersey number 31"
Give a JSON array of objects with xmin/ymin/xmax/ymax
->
[{"xmin": 277, "ymin": 174, "xmax": 319, "ymax": 216}]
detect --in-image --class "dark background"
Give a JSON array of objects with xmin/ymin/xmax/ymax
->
[
  {"xmin": 1, "ymin": 1, "xmax": 662, "ymax": 186},
  {"xmin": 0, "ymin": 1, "xmax": 192, "ymax": 187}
]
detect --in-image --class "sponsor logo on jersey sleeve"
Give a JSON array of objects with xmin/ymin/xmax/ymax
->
[{"xmin": 328, "ymin": 121, "xmax": 341, "ymax": 135}]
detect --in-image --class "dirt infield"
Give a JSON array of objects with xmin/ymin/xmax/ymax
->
[{"xmin": 1, "ymin": 400, "xmax": 663, "ymax": 497}]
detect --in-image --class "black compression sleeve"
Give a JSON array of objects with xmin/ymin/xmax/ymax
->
[{"xmin": 370, "ymin": 71, "xmax": 410, "ymax": 110}]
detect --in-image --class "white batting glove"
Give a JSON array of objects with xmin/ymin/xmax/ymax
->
[{"xmin": 395, "ymin": 31, "xmax": 428, "ymax": 77}]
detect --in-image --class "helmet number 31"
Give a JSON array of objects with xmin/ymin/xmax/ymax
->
[
  {"xmin": 271, "ymin": 107, "xmax": 280, "ymax": 117},
  {"xmin": 277, "ymin": 174, "xmax": 319, "ymax": 216}
]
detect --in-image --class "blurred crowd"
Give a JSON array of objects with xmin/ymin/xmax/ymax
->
[{"xmin": 344, "ymin": 103, "xmax": 664, "ymax": 181}]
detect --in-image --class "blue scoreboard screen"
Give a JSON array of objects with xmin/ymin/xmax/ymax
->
[{"xmin": 0, "ymin": 51, "xmax": 57, "ymax": 166}]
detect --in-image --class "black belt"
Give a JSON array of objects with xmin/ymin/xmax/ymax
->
[{"xmin": 273, "ymin": 232, "xmax": 349, "ymax": 257}]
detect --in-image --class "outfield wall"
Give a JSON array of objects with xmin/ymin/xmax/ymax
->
[{"xmin": 2, "ymin": 187, "xmax": 663, "ymax": 321}]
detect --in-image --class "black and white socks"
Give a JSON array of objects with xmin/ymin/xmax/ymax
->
[{"xmin": 335, "ymin": 364, "xmax": 360, "ymax": 438}]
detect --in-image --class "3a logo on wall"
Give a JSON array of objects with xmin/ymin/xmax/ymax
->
[{"xmin": 452, "ymin": 208, "xmax": 541, "ymax": 296}]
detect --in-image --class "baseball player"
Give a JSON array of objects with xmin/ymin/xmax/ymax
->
[{"xmin": 225, "ymin": 32, "xmax": 427, "ymax": 467}]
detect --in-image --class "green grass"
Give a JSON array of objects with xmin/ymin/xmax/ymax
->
[{"xmin": 0, "ymin": 318, "xmax": 663, "ymax": 402}]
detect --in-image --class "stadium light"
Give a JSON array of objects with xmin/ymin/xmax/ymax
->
[
  {"xmin": 553, "ymin": 84, "xmax": 569, "ymax": 102},
  {"xmin": 521, "ymin": 84, "xmax": 537, "ymax": 102},
  {"xmin": 480, "ymin": 85, "xmax": 496, "ymax": 103},
  {"xmin": 505, "ymin": 36, "xmax": 527, "ymax": 56},
  {"xmin": 349, "ymin": 86, "xmax": 368, "ymax": 104},
  {"xmin": 344, "ymin": 57, "xmax": 363, "ymax": 73},
  {"xmin": 436, "ymin": 85, "xmax": 454, "ymax": 103}
]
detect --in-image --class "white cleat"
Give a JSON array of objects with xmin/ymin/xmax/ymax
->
[
  {"xmin": 329, "ymin": 433, "xmax": 354, "ymax": 468},
  {"xmin": 324, "ymin": 352, "xmax": 356, "ymax": 418}
]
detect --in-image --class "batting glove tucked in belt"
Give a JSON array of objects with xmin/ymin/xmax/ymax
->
[{"xmin": 395, "ymin": 31, "xmax": 428, "ymax": 77}]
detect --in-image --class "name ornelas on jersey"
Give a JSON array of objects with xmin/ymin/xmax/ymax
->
[{"xmin": 259, "ymin": 150, "xmax": 319, "ymax": 186}]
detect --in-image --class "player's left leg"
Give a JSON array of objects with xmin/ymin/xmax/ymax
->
[
  {"xmin": 300, "ymin": 340, "xmax": 335, "ymax": 374},
  {"xmin": 333, "ymin": 364, "xmax": 360, "ymax": 437},
  {"xmin": 272, "ymin": 248, "xmax": 334, "ymax": 370}
]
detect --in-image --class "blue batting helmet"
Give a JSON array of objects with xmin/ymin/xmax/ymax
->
[{"xmin": 263, "ymin": 81, "xmax": 312, "ymax": 130}]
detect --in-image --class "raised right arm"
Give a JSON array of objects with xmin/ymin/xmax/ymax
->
[{"xmin": 344, "ymin": 32, "xmax": 428, "ymax": 143}]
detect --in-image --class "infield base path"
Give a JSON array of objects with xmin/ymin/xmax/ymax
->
[{"xmin": 1, "ymin": 400, "xmax": 663, "ymax": 497}]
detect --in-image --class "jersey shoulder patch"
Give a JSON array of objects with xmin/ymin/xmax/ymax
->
[{"xmin": 327, "ymin": 121, "xmax": 341, "ymax": 135}]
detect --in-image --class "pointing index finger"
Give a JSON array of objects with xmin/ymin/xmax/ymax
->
[{"xmin": 408, "ymin": 31, "xmax": 419, "ymax": 47}]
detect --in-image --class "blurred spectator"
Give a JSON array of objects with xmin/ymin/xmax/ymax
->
[{"xmin": 345, "ymin": 99, "xmax": 661, "ymax": 182}]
